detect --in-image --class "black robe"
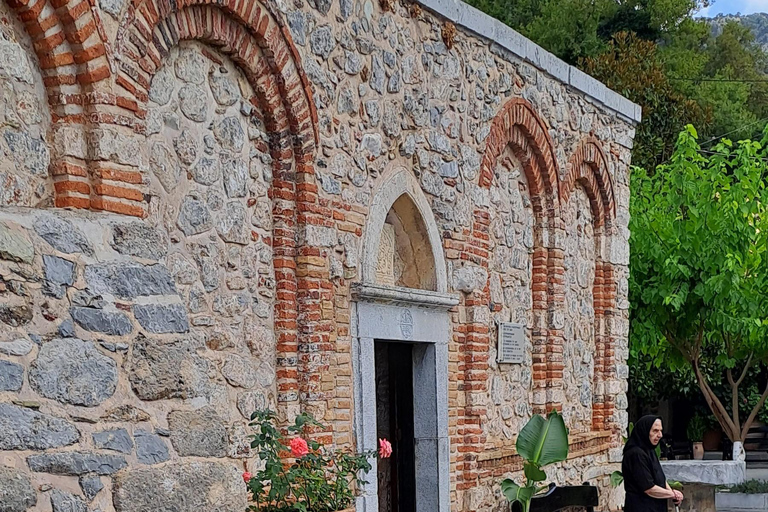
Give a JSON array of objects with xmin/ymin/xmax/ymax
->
[{"xmin": 622, "ymin": 415, "xmax": 668, "ymax": 512}]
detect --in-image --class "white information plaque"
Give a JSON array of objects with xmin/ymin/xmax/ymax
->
[{"xmin": 497, "ymin": 322, "xmax": 525, "ymax": 364}]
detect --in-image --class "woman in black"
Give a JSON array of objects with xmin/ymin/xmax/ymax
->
[{"xmin": 622, "ymin": 415, "xmax": 684, "ymax": 512}]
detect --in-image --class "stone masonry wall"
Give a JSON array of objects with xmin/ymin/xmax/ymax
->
[{"xmin": 0, "ymin": 0, "xmax": 636, "ymax": 509}]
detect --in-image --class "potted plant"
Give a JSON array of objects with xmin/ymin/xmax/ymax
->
[
  {"xmin": 501, "ymin": 411, "xmax": 569, "ymax": 512},
  {"xmin": 687, "ymin": 414, "xmax": 707, "ymax": 460},
  {"xmin": 243, "ymin": 409, "xmax": 391, "ymax": 512}
]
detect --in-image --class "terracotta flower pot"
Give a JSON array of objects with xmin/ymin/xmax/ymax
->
[{"xmin": 693, "ymin": 442, "xmax": 704, "ymax": 460}]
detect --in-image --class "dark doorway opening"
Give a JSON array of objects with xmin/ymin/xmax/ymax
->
[{"xmin": 375, "ymin": 341, "xmax": 416, "ymax": 512}]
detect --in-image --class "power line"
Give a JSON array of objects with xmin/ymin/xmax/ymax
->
[
  {"xmin": 670, "ymin": 77, "xmax": 768, "ymax": 84},
  {"xmin": 699, "ymin": 117, "xmax": 768, "ymax": 147}
]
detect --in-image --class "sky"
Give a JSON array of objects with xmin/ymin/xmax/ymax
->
[{"xmin": 697, "ymin": 0, "xmax": 768, "ymax": 16}]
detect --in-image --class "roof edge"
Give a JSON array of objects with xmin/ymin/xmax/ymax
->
[{"xmin": 418, "ymin": 0, "xmax": 643, "ymax": 123}]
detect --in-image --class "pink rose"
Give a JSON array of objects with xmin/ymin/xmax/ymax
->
[
  {"xmin": 290, "ymin": 437, "xmax": 310, "ymax": 458},
  {"xmin": 379, "ymin": 438, "xmax": 392, "ymax": 458},
  {"xmin": 242, "ymin": 472, "xmax": 252, "ymax": 483}
]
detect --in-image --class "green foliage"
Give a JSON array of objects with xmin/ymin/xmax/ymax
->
[
  {"xmin": 686, "ymin": 414, "xmax": 708, "ymax": 442},
  {"xmin": 246, "ymin": 410, "xmax": 378, "ymax": 512},
  {"xmin": 629, "ymin": 125, "xmax": 768, "ymax": 441},
  {"xmin": 501, "ymin": 411, "xmax": 569, "ymax": 512},
  {"xmin": 729, "ymin": 479, "xmax": 768, "ymax": 494}
]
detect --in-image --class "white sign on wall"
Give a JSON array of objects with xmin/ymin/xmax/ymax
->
[{"xmin": 497, "ymin": 322, "xmax": 525, "ymax": 364}]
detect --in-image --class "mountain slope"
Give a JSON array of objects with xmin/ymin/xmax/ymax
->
[{"xmin": 709, "ymin": 12, "xmax": 768, "ymax": 50}]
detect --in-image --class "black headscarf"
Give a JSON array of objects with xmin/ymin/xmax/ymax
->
[
  {"xmin": 622, "ymin": 415, "xmax": 668, "ymax": 512},
  {"xmin": 624, "ymin": 415, "xmax": 662, "ymax": 454}
]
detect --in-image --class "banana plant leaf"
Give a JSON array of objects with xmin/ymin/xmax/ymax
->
[{"xmin": 516, "ymin": 411, "xmax": 569, "ymax": 467}]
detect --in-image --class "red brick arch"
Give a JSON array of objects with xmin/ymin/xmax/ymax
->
[
  {"xmin": 109, "ymin": 0, "xmax": 320, "ymax": 422},
  {"xmin": 113, "ymin": 0, "xmax": 317, "ymax": 157},
  {"xmin": 478, "ymin": 97, "xmax": 560, "ymax": 212},
  {"xmin": 562, "ymin": 136, "xmax": 617, "ymax": 432},
  {"xmin": 561, "ymin": 136, "xmax": 615, "ymax": 228},
  {"xmin": 6, "ymin": 0, "xmax": 112, "ymax": 119}
]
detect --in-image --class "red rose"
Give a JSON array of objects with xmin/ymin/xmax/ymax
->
[{"xmin": 290, "ymin": 437, "xmax": 309, "ymax": 458}]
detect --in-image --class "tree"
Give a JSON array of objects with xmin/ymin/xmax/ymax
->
[
  {"xmin": 581, "ymin": 32, "xmax": 708, "ymax": 171},
  {"xmin": 630, "ymin": 125, "xmax": 768, "ymax": 442}
]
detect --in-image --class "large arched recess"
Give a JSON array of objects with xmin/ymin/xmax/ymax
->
[
  {"xmin": 479, "ymin": 97, "xmax": 561, "ymax": 411},
  {"xmin": 113, "ymin": 0, "xmax": 319, "ymax": 420},
  {"xmin": 561, "ymin": 136, "xmax": 616, "ymax": 431}
]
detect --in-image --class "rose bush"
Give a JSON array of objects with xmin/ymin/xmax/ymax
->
[{"xmin": 244, "ymin": 409, "xmax": 390, "ymax": 512}]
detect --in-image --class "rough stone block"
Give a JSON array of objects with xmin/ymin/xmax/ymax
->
[
  {"xmin": 110, "ymin": 224, "xmax": 168, "ymax": 261},
  {"xmin": 79, "ymin": 475, "xmax": 104, "ymax": 501},
  {"xmin": 27, "ymin": 452, "xmax": 127, "ymax": 475},
  {"xmin": 128, "ymin": 339, "xmax": 210, "ymax": 400},
  {"xmin": 113, "ymin": 461, "xmax": 246, "ymax": 512},
  {"xmin": 0, "ymin": 465, "xmax": 37, "ymax": 512},
  {"xmin": 0, "ymin": 223, "xmax": 34, "ymax": 263},
  {"xmin": 133, "ymin": 303, "xmax": 189, "ymax": 334},
  {"xmin": 85, "ymin": 263, "xmax": 177, "ymax": 300},
  {"xmin": 0, "ymin": 403, "xmax": 80, "ymax": 450},
  {"xmin": 29, "ymin": 338, "xmax": 118, "ymax": 406},
  {"xmin": 0, "ymin": 359, "xmax": 23, "ymax": 391},
  {"xmin": 168, "ymin": 407, "xmax": 228, "ymax": 457},
  {"xmin": 92, "ymin": 428, "xmax": 133, "ymax": 454},
  {"xmin": 34, "ymin": 215, "xmax": 93, "ymax": 255},
  {"xmin": 134, "ymin": 430, "xmax": 169, "ymax": 465},
  {"xmin": 50, "ymin": 489, "xmax": 87, "ymax": 512},
  {"xmin": 70, "ymin": 307, "xmax": 133, "ymax": 336}
]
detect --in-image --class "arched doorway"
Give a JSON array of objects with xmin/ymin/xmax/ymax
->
[{"xmin": 353, "ymin": 167, "xmax": 457, "ymax": 512}]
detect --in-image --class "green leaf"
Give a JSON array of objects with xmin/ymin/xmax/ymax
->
[
  {"xmin": 523, "ymin": 461, "xmax": 547, "ymax": 482},
  {"xmin": 501, "ymin": 479, "xmax": 535, "ymax": 504},
  {"xmin": 610, "ymin": 471, "xmax": 624, "ymax": 488},
  {"xmin": 516, "ymin": 411, "xmax": 569, "ymax": 467}
]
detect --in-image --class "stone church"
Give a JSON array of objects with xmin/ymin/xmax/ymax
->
[{"xmin": 0, "ymin": 0, "xmax": 638, "ymax": 509}]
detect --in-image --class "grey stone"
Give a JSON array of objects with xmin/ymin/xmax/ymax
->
[
  {"xmin": 0, "ymin": 336, "xmax": 33, "ymax": 356},
  {"xmin": 213, "ymin": 116, "xmax": 245, "ymax": 153},
  {"xmin": 149, "ymin": 141, "xmax": 180, "ymax": 193},
  {"xmin": 337, "ymin": 83, "xmax": 358, "ymax": 115},
  {"xmin": 174, "ymin": 130, "xmax": 197, "ymax": 166},
  {"xmin": 85, "ymin": 263, "xmax": 176, "ymax": 300},
  {"xmin": 43, "ymin": 255, "xmax": 75, "ymax": 297},
  {"xmin": 50, "ymin": 493, "xmax": 87, "ymax": 512},
  {"xmin": 371, "ymin": 53, "xmax": 385, "ymax": 94},
  {"xmin": 178, "ymin": 194, "xmax": 214, "ymax": 236},
  {"xmin": 318, "ymin": 172, "xmax": 341, "ymax": 195},
  {"xmin": 133, "ymin": 303, "xmax": 189, "ymax": 334},
  {"xmin": 0, "ymin": 223, "xmax": 34, "ymax": 263},
  {"xmin": 99, "ymin": 0, "xmax": 125, "ymax": 17},
  {"xmin": 58, "ymin": 319, "xmax": 76, "ymax": 338},
  {"xmin": 79, "ymin": 475, "xmax": 103, "ymax": 501},
  {"xmin": 660, "ymin": 460, "xmax": 745, "ymax": 486},
  {"xmin": 191, "ymin": 243, "xmax": 220, "ymax": 292},
  {"xmin": 340, "ymin": 0, "xmax": 352, "ymax": 19},
  {"xmin": 209, "ymin": 71, "xmax": 239, "ymax": 106},
  {"xmin": 312, "ymin": 0, "xmax": 332, "ymax": 14},
  {"xmin": 438, "ymin": 159, "xmax": 459, "ymax": 178},
  {"xmin": 310, "ymin": 25, "xmax": 335, "ymax": 60},
  {"xmin": 191, "ymin": 157, "xmax": 221, "ymax": 186},
  {"xmin": 221, "ymin": 354, "xmax": 258, "ymax": 388},
  {"xmin": 128, "ymin": 339, "xmax": 210, "ymax": 400},
  {"xmin": 345, "ymin": 51, "xmax": 362, "ymax": 75},
  {"xmin": 70, "ymin": 307, "xmax": 132, "ymax": 336},
  {"xmin": 134, "ymin": 430, "xmax": 169, "ymax": 465},
  {"xmin": 92, "ymin": 428, "xmax": 133, "ymax": 454},
  {"xmin": 113, "ymin": 461, "xmax": 246, "ymax": 512},
  {"xmin": 0, "ymin": 403, "xmax": 80, "ymax": 450},
  {"xmin": 30, "ymin": 338, "xmax": 117, "ymax": 407},
  {"xmin": 387, "ymin": 70, "xmax": 401, "ymax": 93},
  {"xmin": 222, "ymin": 154, "xmax": 248, "ymax": 198},
  {"xmin": 237, "ymin": 390, "xmax": 268, "ymax": 419},
  {"xmin": 382, "ymin": 101, "xmax": 401, "ymax": 137},
  {"xmin": 178, "ymin": 85, "xmax": 208, "ymax": 122},
  {"xmin": 149, "ymin": 67, "xmax": 173, "ymax": 105},
  {"xmin": 365, "ymin": 100, "xmax": 380, "ymax": 126},
  {"xmin": 5, "ymin": 130, "xmax": 49, "ymax": 177},
  {"xmin": 34, "ymin": 215, "xmax": 92, "ymax": 255},
  {"xmin": 0, "ymin": 465, "xmax": 37, "ymax": 511},
  {"xmin": 169, "ymin": 407, "xmax": 228, "ymax": 457},
  {"xmin": 174, "ymin": 48, "xmax": 207, "ymax": 85},
  {"xmin": 0, "ymin": 359, "xmax": 23, "ymax": 391},
  {"xmin": 216, "ymin": 201, "xmax": 249, "ymax": 245},
  {"xmin": 111, "ymin": 223, "xmax": 167, "ymax": 261},
  {"xmin": 27, "ymin": 452, "xmax": 127, "ymax": 475}
]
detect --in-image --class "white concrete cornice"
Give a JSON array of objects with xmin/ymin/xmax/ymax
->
[{"xmin": 416, "ymin": 0, "xmax": 643, "ymax": 124}]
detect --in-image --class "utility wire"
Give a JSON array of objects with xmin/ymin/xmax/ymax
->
[
  {"xmin": 699, "ymin": 117, "xmax": 768, "ymax": 147},
  {"xmin": 669, "ymin": 77, "xmax": 768, "ymax": 83}
]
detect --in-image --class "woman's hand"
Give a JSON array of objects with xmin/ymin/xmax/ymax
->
[{"xmin": 672, "ymin": 489, "xmax": 684, "ymax": 505}]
